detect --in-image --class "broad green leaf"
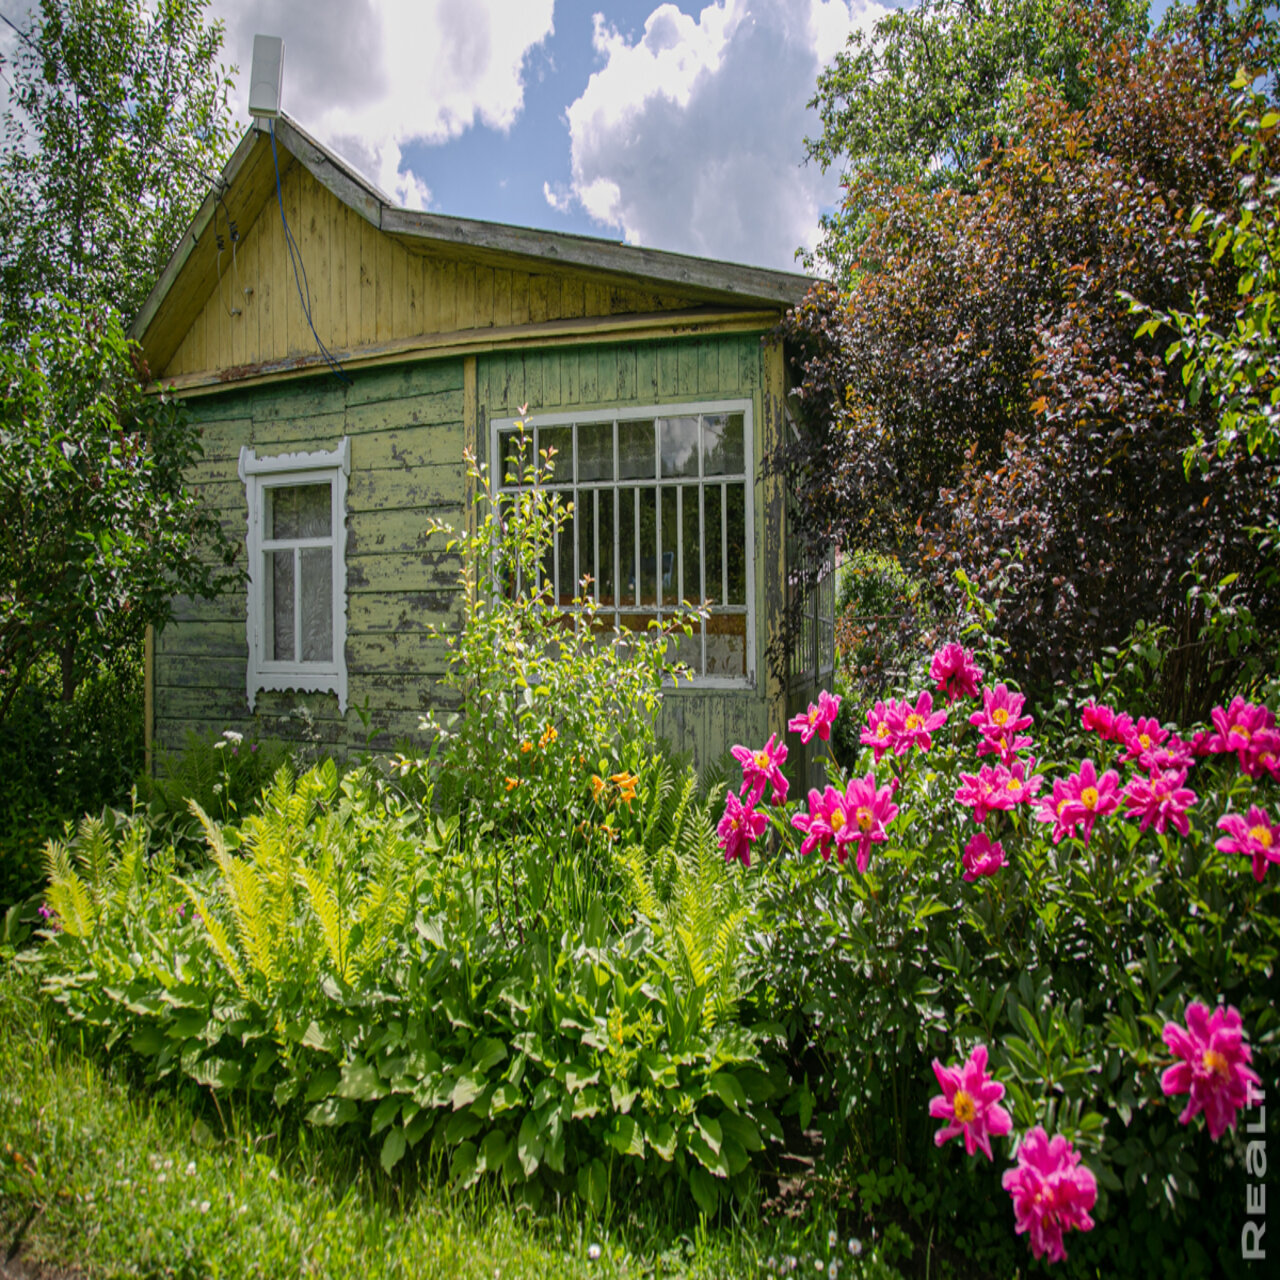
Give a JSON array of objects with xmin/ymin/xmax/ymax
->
[
  {"xmin": 338, "ymin": 1061, "xmax": 387, "ymax": 1101},
  {"xmin": 380, "ymin": 1127, "xmax": 406, "ymax": 1173}
]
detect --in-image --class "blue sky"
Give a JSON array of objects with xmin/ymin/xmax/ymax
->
[
  {"xmin": 200, "ymin": 0, "xmax": 888, "ymax": 270},
  {"xmin": 1, "ymin": 1, "xmax": 1174, "ymax": 271}
]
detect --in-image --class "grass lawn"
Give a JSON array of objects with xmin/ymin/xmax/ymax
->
[{"xmin": 0, "ymin": 966, "xmax": 886, "ymax": 1280}]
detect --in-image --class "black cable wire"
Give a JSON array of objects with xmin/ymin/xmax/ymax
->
[{"xmin": 269, "ymin": 118, "xmax": 349, "ymax": 384}]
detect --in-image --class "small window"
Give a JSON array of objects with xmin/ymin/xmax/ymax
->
[{"xmin": 239, "ymin": 439, "xmax": 350, "ymax": 712}]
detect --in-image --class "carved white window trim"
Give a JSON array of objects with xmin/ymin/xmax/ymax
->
[{"xmin": 239, "ymin": 438, "xmax": 350, "ymax": 712}]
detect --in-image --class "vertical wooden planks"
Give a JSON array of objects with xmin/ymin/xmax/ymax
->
[
  {"xmin": 578, "ymin": 346, "xmax": 598, "ymax": 405},
  {"xmin": 437, "ymin": 260, "xmax": 457, "ymax": 334},
  {"xmin": 698, "ymin": 339, "xmax": 718, "ymax": 396},
  {"xmin": 391, "ymin": 239, "xmax": 410, "ymax": 339},
  {"xmin": 658, "ymin": 343, "xmax": 678, "ymax": 398},
  {"xmin": 375, "ymin": 229, "xmax": 394, "ymax": 344},
  {"xmin": 529, "ymin": 274, "xmax": 548, "ymax": 325},
  {"xmin": 358, "ymin": 217, "xmax": 377, "ymax": 347},
  {"xmin": 561, "ymin": 276, "xmax": 585, "ymax": 321},
  {"xmin": 344, "ymin": 206, "xmax": 361, "ymax": 352},
  {"xmin": 492, "ymin": 268, "xmax": 512, "ymax": 328},
  {"xmin": 456, "ymin": 261, "xmax": 476, "ymax": 333},
  {"xmin": 476, "ymin": 265, "xmax": 495, "ymax": 329}
]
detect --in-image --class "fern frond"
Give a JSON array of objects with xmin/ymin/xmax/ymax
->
[
  {"xmin": 71, "ymin": 816, "xmax": 115, "ymax": 907},
  {"xmin": 299, "ymin": 863, "xmax": 349, "ymax": 984},
  {"xmin": 188, "ymin": 799, "xmax": 227, "ymax": 859},
  {"xmin": 174, "ymin": 878, "xmax": 248, "ymax": 999},
  {"xmin": 216, "ymin": 853, "xmax": 277, "ymax": 991},
  {"xmin": 111, "ymin": 821, "xmax": 148, "ymax": 919}
]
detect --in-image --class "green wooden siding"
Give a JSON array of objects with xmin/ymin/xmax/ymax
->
[
  {"xmin": 156, "ymin": 329, "xmax": 783, "ymax": 773},
  {"xmin": 154, "ymin": 359, "xmax": 467, "ymax": 757},
  {"xmin": 476, "ymin": 332, "xmax": 775, "ymax": 772}
]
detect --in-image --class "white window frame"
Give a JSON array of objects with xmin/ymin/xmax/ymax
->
[
  {"xmin": 238, "ymin": 438, "xmax": 350, "ymax": 712},
  {"xmin": 490, "ymin": 400, "xmax": 756, "ymax": 690}
]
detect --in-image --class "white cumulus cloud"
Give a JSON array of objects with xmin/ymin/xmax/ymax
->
[
  {"xmin": 209, "ymin": 0, "xmax": 556, "ymax": 209},
  {"xmin": 550, "ymin": 0, "xmax": 886, "ymax": 270}
]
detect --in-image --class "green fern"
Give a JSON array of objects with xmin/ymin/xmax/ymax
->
[
  {"xmin": 41, "ymin": 812, "xmax": 148, "ymax": 937},
  {"xmin": 618, "ymin": 769, "xmax": 758, "ymax": 1031},
  {"xmin": 177, "ymin": 761, "xmax": 423, "ymax": 996}
]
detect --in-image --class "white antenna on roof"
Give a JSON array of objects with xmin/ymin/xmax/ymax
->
[{"xmin": 248, "ymin": 35, "xmax": 284, "ymax": 120}]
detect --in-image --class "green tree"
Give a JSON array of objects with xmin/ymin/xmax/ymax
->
[
  {"xmin": 804, "ymin": 0, "xmax": 1148, "ymax": 275},
  {"xmin": 778, "ymin": 29, "xmax": 1280, "ymax": 717},
  {"xmin": 0, "ymin": 0, "xmax": 234, "ymax": 328},
  {"xmin": 0, "ymin": 298, "xmax": 240, "ymax": 723},
  {"xmin": 1135, "ymin": 74, "xmax": 1280, "ymax": 465}
]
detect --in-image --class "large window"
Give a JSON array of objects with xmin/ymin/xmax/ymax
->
[
  {"xmin": 492, "ymin": 401, "xmax": 755, "ymax": 686},
  {"xmin": 239, "ymin": 439, "xmax": 349, "ymax": 712}
]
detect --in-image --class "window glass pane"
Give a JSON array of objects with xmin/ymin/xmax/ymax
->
[
  {"xmin": 726, "ymin": 483, "xmax": 747, "ymax": 606},
  {"xmin": 639, "ymin": 488, "xmax": 658, "ymax": 605},
  {"xmin": 659, "ymin": 415, "xmax": 699, "ymax": 478},
  {"xmin": 538, "ymin": 426, "xmax": 572, "ymax": 484},
  {"xmin": 557, "ymin": 506, "xmax": 576, "ymax": 603},
  {"xmin": 577, "ymin": 421, "xmax": 614, "ymax": 482},
  {"xmin": 703, "ymin": 485, "xmax": 723, "ymax": 607},
  {"xmin": 618, "ymin": 420, "xmax": 655, "ymax": 480},
  {"xmin": 682, "ymin": 485, "xmax": 701, "ymax": 604},
  {"xmin": 499, "ymin": 430, "xmax": 531, "ymax": 486},
  {"xmin": 266, "ymin": 483, "xmax": 330, "ymax": 539},
  {"xmin": 660, "ymin": 487, "xmax": 680, "ymax": 607},
  {"xmin": 618, "ymin": 487, "xmax": 638, "ymax": 605},
  {"xmin": 598, "ymin": 488, "xmax": 616, "ymax": 606},
  {"xmin": 268, "ymin": 549, "xmax": 295, "ymax": 662},
  {"xmin": 578, "ymin": 490, "xmax": 596, "ymax": 599},
  {"xmin": 706, "ymin": 613, "xmax": 747, "ymax": 678},
  {"xmin": 300, "ymin": 547, "xmax": 333, "ymax": 661},
  {"xmin": 703, "ymin": 413, "xmax": 745, "ymax": 476}
]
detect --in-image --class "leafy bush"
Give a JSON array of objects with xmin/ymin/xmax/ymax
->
[
  {"xmin": 422, "ymin": 433, "xmax": 697, "ymax": 941},
  {"xmin": 0, "ymin": 650, "xmax": 143, "ymax": 912},
  {"xmin": 34, "ymin": 756, "xmax": 783, "ymax": 1217},
  {"xmin": 735, "ymin": 651, "xmax": 1278, "ymax": 1276},
  {"xmin": 777, "ymin": 28, "xmax": 1280, "ymax": 717}
]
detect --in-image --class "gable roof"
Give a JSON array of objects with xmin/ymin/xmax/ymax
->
[{"xmin": 132, "ymin": 114, "xmax": 815, "ymax": 390}]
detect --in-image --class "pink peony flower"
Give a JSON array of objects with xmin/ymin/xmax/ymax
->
[
  {"xmin": 962, "ymin": 833, "xmax": 1007, "ymax": 881},
  {"xmin": 1141, "ymin": 733, "xmax": 1195, "ymax": 774},
  {"xmin": 928, "ymin": 1044, "xmax": 1011, "ymax": 1159},
  {"xmin": 1215, "ymin": 806, "xmax": 1280, "ymax": 882},
  {"xmin": 1206, "ymin": 697, "xmax": 1277, "ymax": 772},
  {"xmin": 838, "ymin": 774, "xmax": 899, "ymax": 873},
  {"xmin": 971, "ymin": 684, "xmax": 1033, "ymax": 739},
  {"xmin": 930, "ymin": 642, "xmax": 984, "ymax": 704},
  {"xmin": 1080, "ymin": 700, "xmax": 1117, "ymax": 739},
  {"xmin": 890, "ymin": 690, "xmax": 948, "ymax": 755},
  {"xmin": 1161, "ymin": 1002, "xmax": 1261, "ymax": 1141},
  {"xmin": 1122, "ymin": 768, "xmax": 1196, "ymax": 837},
  {"xmin": 1033, "ymin": 759, "xmax": 1120, "ymax": 846},
  {"xmin": 1002, "ymin": 1128, "xmax": 1097, "ymax": 1263},
  {"xmin": 730, "ymin": 733, "xmax": 789, "ymax": 807},
  {"xmin": 791, "ymin": 788, "xmax": 833, "ymax": 860},
  {"xmin": 1241, "ymin": 726, "xmax": 1280, "ymax": 782},
  {"xmin": 955, "ymin": 758, "xmax": 1043, "ymax": 824},
  {"xmin": 789, "ymin": 689, "xmax": 842, "ymax": 744},
  {"xmin": 1119, "ymin": 716, "xmax": 1171, "ymax": 769},
  {"xmin": 717, "ymin": 791, "xmax": 768, "ymax": 867},
  {"xmin": 860, "ymin": 699, "xmax": 904, "ymax": 762}
]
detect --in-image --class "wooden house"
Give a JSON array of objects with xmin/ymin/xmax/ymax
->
[{"xmin": 132, "ymin": 115, "xmax": 835, "ymax": 774}]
